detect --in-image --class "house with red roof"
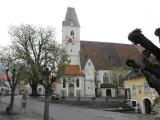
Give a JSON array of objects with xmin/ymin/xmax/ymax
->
[{"xmin": 0, "ymin": 73, "xmax": 10, "ymax": 96}]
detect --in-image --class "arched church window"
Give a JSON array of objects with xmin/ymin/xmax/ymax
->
[
  {"xmin": 103, "ymin": 72, "xmax": 108, "ymax": 84},
  {"xmin": 76, "ymin": 78, "xmax": 79, "ymax": 87},
  {"xmin": 70, "ymin": 30, "xmax": 74, "ymax": 36},
  {"xmin": 63, "ymin": 78, "xmax": 66, "ymax": 88}
]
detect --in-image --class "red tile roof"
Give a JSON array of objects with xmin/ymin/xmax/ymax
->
[
  {"xmin": 52, "ymin": 80, "xmax": 60, "ymax": 88},
  {"xmin": 65, "ymin": 65, "xmax": 84, "ymax": 75},
  {"xmin": 0, "ymin": 74, "xmax": 8, "ymax": 81}
]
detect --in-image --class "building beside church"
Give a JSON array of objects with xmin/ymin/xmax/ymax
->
[
  {"xmin": 60, "ymin": 7, "xmax": 141, "ymax": 97},
  {"xmin": 0, "ymin": 73, "xmax": 11, "ymax": 96},
  {"xmin": 123, "ymin": 70, "xmax": 158, "ymax": 114}
]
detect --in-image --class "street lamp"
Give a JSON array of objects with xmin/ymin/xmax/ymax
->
[{"xmin": 155, "ymin": 28, "xmax": 160, "ymax": 43}]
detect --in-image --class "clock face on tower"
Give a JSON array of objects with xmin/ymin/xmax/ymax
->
[{"xmin": 66, "ymin": 37, "xmax": 74, "ymax": 44}]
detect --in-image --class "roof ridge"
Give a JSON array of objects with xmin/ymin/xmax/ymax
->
[{"xmin": 80, "ymin": 40, "xmax": 133, "ymax": 46}]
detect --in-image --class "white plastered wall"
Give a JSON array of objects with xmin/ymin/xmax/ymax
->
[{"xmin": 84, "ymin": 59, "xmax": 95, "ymax": 97}]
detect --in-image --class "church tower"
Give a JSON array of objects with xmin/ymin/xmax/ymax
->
[{"xmin": 62, "ymin": 7, "xmax": 80, "ymax": 65}]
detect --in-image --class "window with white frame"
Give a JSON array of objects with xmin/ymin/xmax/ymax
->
[
  {"xmin": 103, "ymin": 72, "xmax": 108, "ymax": 84},
  {"xmin": 63, "ymin": 78, "xmax": 66, "ymax": 88},
  {"xmin": 144, "ymin": 83, "xmax": 149, "ymax": 93},
  {"xmin": 131, "ymin": 100, "xmax": 137, "ymax": 107},
  {"xmin": 70, "ymin": 30, "xmax": 74, "ymax": 36},
  {"xmin": 131, "ymin": 85, "xmax": 136, "ymax": 93},
  {"xmin": 132, "ymin": 85, "xmax": 136, "ymax": 90},
  {"xmin": 76, "ymin": 78, "xmax": 79, "ymax": 88}
]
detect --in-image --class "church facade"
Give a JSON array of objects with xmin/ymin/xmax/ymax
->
[{"xmin": 59, "ymin": 7, "xmax": 141, "ymax": 97}]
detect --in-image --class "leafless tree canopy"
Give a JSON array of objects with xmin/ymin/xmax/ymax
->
[
  {"xmin": 9, "ymin": 24, "xmax": 69, "ymax": 95},
  {"xmin": 0, "ymin": 46, "xmax": 28, "ymax": 114}
]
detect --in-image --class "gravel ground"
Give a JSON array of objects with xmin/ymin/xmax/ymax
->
[
  {"xmin": 0, "ymin": 101, "xmax": 50, "ymax": 120},
  {"xmin": 0, "ymin": 96, "xmax": 156, "ymax": 120}
]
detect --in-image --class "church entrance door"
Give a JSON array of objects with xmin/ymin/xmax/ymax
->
[
  {"xmin": 68, "ymin": 83, "xmax": 74, "ymax": 97},
  {"xmin": 106, "ymin": 89, "xmax": 112, "ymax": 97},
  {"xmin": 143, "ymin": 98, "xmax": 152, "ymax": 114}
]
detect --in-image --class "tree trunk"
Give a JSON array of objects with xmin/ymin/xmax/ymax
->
[
  {"xmin": 7, "ymin": 87, "xmax": 16, "ymax": 114},
  {"xmin": 31, "ymin": 83, "xmax": 38, "ymax": 96},
  {"xmin": 44, "ymin": 68, "xmax": 50, "ymax": 120},
  {"xmin": 44, "ymin": 88, "xmax": 50, "ymax": 120}
]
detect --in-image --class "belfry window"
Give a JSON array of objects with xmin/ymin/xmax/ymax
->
[
  {"xmin": 103, "ymin": 72, "xmax": 108, "ymax": 84},
  {"xmin": 70, "ymin": 30, "xmax": 74, "ymax": 36},
  {"xmin": 63, "ymin": 78, "xmax": 66, "ymax": 88},
  {"xmin": 76, "ymin": 78, "xmax": 79, "ymax": 87}
]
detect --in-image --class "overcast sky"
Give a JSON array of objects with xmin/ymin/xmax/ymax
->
[{"xmin": 0, "ymin": 0, "xmax": 160, "ymax": 47}]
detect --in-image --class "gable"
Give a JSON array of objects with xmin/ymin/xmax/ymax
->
[{"xmin": 84, "ymin": 59, "xmax": 95, "ymax": 70}]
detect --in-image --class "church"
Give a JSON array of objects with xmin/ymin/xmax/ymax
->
[{"xmin": 59, "ymin": 7, "xmax": 141, "ymax": 97}]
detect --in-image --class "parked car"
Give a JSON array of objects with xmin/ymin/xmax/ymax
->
[{"xmin": 50, "ymin": 94, "xmax": 60, "ymax": 101}]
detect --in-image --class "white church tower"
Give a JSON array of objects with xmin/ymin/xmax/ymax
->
[{"xmin": 62, "ymin": 7, "xmax": 80, "ymax": 65}]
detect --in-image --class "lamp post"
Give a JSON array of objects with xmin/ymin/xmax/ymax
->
[
  {"xmin": 155, "ymin": 28, "xmax": 160, "ymax": 43},
  {"xmin": 43, "ymin": 67, "xmax": 56, "ymax": 120}
]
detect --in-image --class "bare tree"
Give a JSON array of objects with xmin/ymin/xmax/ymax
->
[
  {"xmin": 39, "ymin": 45, "xmax": 69, "ymax": 120},
  {"xmin": 9, "ymin": 24, "xmax": 69, "ymax": 119},
  {"xmin": 9, "ymin": 24, "xmax": 56, "ymax": 96},
  {"xmin": 39, "ymin": 48, "xmax": 69, "ymax": 120},
  {"xmin": 109, "ymin": 67, "xmax": 128, "ymax": 96},
  {"xmin": 0, "ymin": 46, "xmax": 27, "ymax": 114}
]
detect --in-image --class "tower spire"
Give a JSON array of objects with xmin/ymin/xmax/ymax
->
[{"xmin": 63, "ymin": 7, "xmax": 80, "ymax": 27}]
